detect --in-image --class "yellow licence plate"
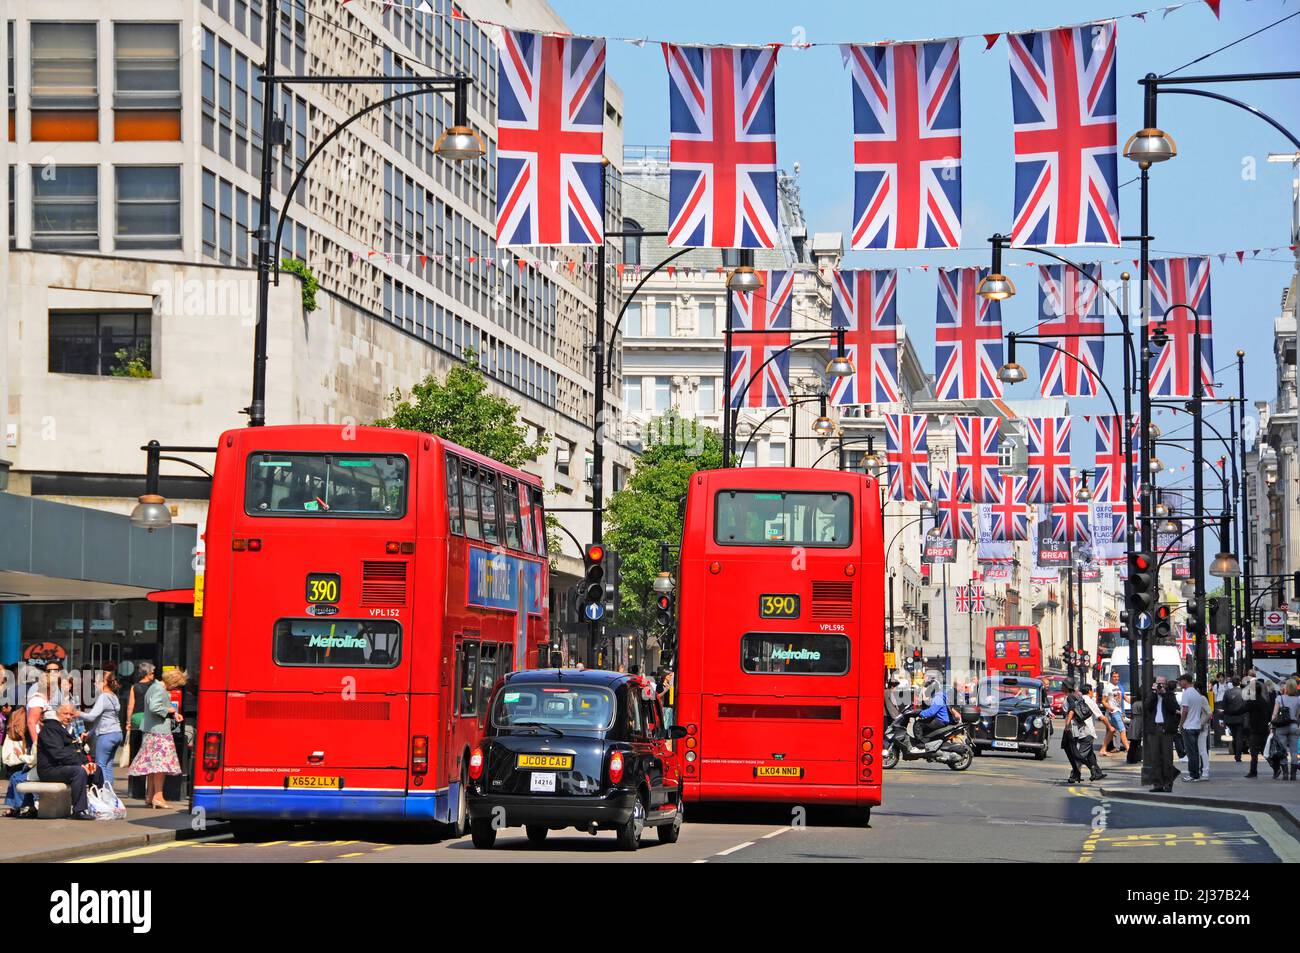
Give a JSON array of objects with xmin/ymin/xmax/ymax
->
[
  {"xmin": 516, "ymin": 754, "xmax": 574, "ymax": 770},
  {"xmin": 754, "ymin": 765, "xmax": 804, "ymax": 779},
  {"xmin": 285, "ymin": 776, "xmax": 342, "ymax": 789}
]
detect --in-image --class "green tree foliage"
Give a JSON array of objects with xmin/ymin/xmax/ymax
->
[
  {"xmin": 375, "ymin": 351, "xmax": 549, "ymax": 468},
  {"xmin": 605, "ymin": 412, "xmax": 722, "ymax": 645},
  {"xmin": 281, "ymin": 258, "xmax": 320, "ymax": 313}
]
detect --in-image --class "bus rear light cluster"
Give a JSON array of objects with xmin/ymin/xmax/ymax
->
[
  {"xmin": 202, "ymin": 732, "xmax": 223, "ymax": 773},
  {"xmin": 860, "ymin": 727, "xmax": 874, "ymax": 739},
  {"xmin": 608, "ymin": 751, "xmax": 625, "ymax": 785},
  {"xmin": 860, "ymin": 753, "xmax": 873, "ymax": 766},
  {"xmin": 686, "ymin": 723, "xmax": 698, "ymax": 736},
  {"xmin": 468, "ymin": 747, "xmax": 484, "ymax": 780},
  {"xmin": 860, "ymin": 740, "xmax": 873, "ymax": 753},
  {"xmin": 685, "ymin": 763, "xmax": 696, "ymax": 776},
  {"xmin": 844, "ymin": 563, "xmax": 856, "ymax": 576},
  {"xmin": 385, "ymin": 541, "xmax": 415, "ymax": 554},
  {"xmin": 232, "ymin": 538, "xmax": 262, "ymax": 552},
  {"xmin": 708, "ymin": 561, "xmax": 721, "ymax": 574},
  {"xmin": 411, "ymin": 736, "xmax": 429, "ymax": 775},
  {"xmin": 684, "ymin": 750, "xmax": 697, "ymax": 763},
  {"xmin": 861, "ymin": 766, "xmax": 873, "ymax": 781}
]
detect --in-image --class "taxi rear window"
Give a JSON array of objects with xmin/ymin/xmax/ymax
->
[
  {"xmin": 245, "ymin": 453, "xmax": 407, "ymax": 518},
  {"xmin": 491, "ymin": 685, "xmax": 616, "ymax": 731}
]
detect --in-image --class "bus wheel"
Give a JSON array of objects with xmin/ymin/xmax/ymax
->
[
  {"xmin": 525, "ymin": 825, "xmax": 548, "ymax": 845},
  {"xmin": 657, "ymin": 800, "xmax": 683, "ymax": 844},
  {"xmin": 470, "ymin": 816, "xmax": 497, "ymax": 849},
  {"xmin": 616, "ymin": 796, "xmax": 645, "ymax": 851},
  {"xmin": 447, "ymin": 774, "xmax": 469, "ymax": 838}
]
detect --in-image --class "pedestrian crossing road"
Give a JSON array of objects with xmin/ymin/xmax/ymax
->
[{"xmin": 73, "ymin": 757, "xmax": 1300, "ymax": 864}]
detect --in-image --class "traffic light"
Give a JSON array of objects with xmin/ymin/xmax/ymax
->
[
  {"xmin": 602, "ymin": 550, "xmax": 622, "ymax": 622},
  {"xmin": 1128, "ymin": 551, "xmax": 1156, "ymax": 621},
  {"xmin": 1207, "ymin": 596, "xmax": 1231, "ymax": 635},
  {"xmin": 1119, "ymin": 610, "xmax": 1131, "ymax": 640},
  {"xmin": 1185, "ymin": 594, "xmax": 1201, "ymax": 637},
  {"xmin": 581, "ymin": 544, "xmax": 606, "ymax": 621},
  {"xmin": 1154, "ymin": 603, "xmax": 1173, "ymax": 642},
  {"xmin": 655, "ymin": 591, "xmax": 675, "ymax": 629}
]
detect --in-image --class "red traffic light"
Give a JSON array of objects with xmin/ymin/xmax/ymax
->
[
  {"xmin": 1155, "ymin": 604, "xmax": 1172, "ymax": 621},
  {"xmin": 912, "ymin": 648, "xmax": 922, "ymax": 659},
  {"xmin": 1133, "ymin": 553, "xmax": 1150, "ymax": 571},
  {"xmin": 656, "ymin": 594, "xmax": 671, "ymax": 611},
  {"xmin": 585, "ymin": 544, "xmax": 605, "ymax": 563}
]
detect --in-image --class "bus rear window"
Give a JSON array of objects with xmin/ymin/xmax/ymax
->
[
  {"xmin": 715, "ymin": 491, "xmax": 852, "ymax": 547},
  {"xmin": 272, "ymin": 619, "xmax": 402, "ymax": 668},
  {"xmin": 246, "ymin": 453, "xmax": 407, "ymax": 517},
  {"xmin": 741, "ymin": 633, "xmax": 851, "ymax": 675}
]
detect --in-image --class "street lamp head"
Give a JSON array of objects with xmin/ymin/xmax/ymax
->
[
  {"xmin": 434, "ymin": 126, "xmax": 486, "ymax": 161},
  {"xmin": 1149, "ymin": 455, "xmax": 1165, "ymax": 474},
  {"xmin": 1123, "ymin": 127, "xmax": 1177, "ymax": 167},
  {"xmin": 1209, "ymin": 550, "xmax": 1242, "ymax": 579},
  {"xmin": 652, "ymin": 571, "xmax": 676, "ymax": 593},
  {"xmin": 1158, "ymin": 517, "xmax": 1180, "ymax": 535},
  {"xmin": 977, "ymin": 272, "xmax": 1016, "ymax": 301},
  {"xmin": 129, "ymin": 494, "xmax": 172, "ymax": 532},
  {"xmin": 1153, "ymin": 497, "xmax": 1171, "ymax": 519},
  {"xmin": 825, "ymin": 353, "xmax": 855, "ymax": 379},
  {"xmin": 998, "ymin": 361, "xmax": 1029, "ymax": 385},
  {"xmin": 812, "ymin": 415, "xmax": 836, "ymax": 438},
  {"xmin": 1150, "ymin": 323, "xmax": 1169, "ymax": 349},
  {"xmin": 726, "ymin": 265, "xmax": 764, "ymax": 293},
  {"xmin": 1075, "ymin": 472, "xmax": 1093, "ymax": 502},
  {"xmin": 1147, "ymin": 421, "xmax": 1162, "ymax": 440},
  {"xmin": 1236, "ymin": 349, "xmax": 1245, "ymax": 358}
]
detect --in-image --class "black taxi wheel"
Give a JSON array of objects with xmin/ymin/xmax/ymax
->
[
  {"xmin": 525, "ymin": 825, "xmax": 549, "ymax": 845},
  {"xmin": 470, "ymin": 816, "xmax": 497, "ymax": 849},
  {"xmin": 1035, "ymin": 747, "xmax": 1049, "ymax": 761},
  {"xmin": 657, "ymin": 801, "xmax": 683, "ymax": 844},
  {"xmin": 616, "ymin": 796, "xmax": 645, "ymax": 851}
]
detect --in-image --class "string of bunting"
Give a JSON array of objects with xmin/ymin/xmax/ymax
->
[{"xmin": 345, "ymin": 0, "xmax": 1239, "ymax": 48}]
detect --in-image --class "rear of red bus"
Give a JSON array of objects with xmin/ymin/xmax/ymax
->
[
  {"xmin": 194, "ymin": 425, "xmax": 450, "ymax": 822},
  {"xmin": 986, "ymin": 626, "xmax": 1043, "ymax": 678},
  {"xmin": 675, "ymin": 468, "xmax": 884, "ymax": 816}
]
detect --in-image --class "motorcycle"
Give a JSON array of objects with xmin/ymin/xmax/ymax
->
[{"xmin": 880, "ymin": 710, "xmax": 974, "ymax": 771}]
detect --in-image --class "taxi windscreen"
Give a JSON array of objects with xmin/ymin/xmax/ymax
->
[
  {"xmin": 492, "ymin": 685, "xmax": 616, "ymax": 731},
  {"xmin": 977, "ymin": 678, "xmax": 1043, "ymax": 710},
  {"xmin": 245, "ymin": 452, "xmax": 407, "ymax": 517}
]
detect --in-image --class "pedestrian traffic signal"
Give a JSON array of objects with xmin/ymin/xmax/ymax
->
[
  {"xmin": 1128, "ymin": 551, "xmax": 1156, "ymax": 619},
  {"xmin": 1154, "ymin": 603, "xmax": 1173, "ymax": 642},
  {"xmin": 655, "ymin": 592, "xmax": 674, "ymax": 629},
  {"xmin": 1185, "ymin": 594, "xmax": 1201, "ymax": 635}
]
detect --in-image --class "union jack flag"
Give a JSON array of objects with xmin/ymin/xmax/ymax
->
[
  {"xmin": 1038, "ymin": 264, "xmax": 1105, "ymax": 397},
  {"xmin": 1008, "ymin": 22, "xmax": 1119, "ymax": 247},
  {"xmin": 1051, "ymin": 476, "xmax": 1092, "ymax": 542},
  {"xmin": 495, "ymin": 30, "xmax": 606, "ymax": 247},
  {"xmin": 1148, "ymin": 257, "xmax": 1215, "ymax": 398},
  {"xmin": 1093, "ymin": 414, "xmax": 1138, "ymax": 503},
  {"xmin": 1175, "ymin": 624, "xmax": 1194, "ymax": 658},
  {"xmin": 934, "ymin": 469, "xmax": 976, "ymax": 540},
  {"xmin": 884, "ymin": 413, "xmax": 930, "ymax": 502},
  {"xmin": 663, "ymin": 44, "xmax": 779, "ymax": 248},
  {"xmin": 844, "ymin": 40, "xmax": 962, "ymax": 250},
  {"xmin": 1025, "ymin": 416, "xmax": 1072, "ymax": 504},
  {"xmin": 935, "ymin": 268, "xmax": 1004, "ymax": 401},
  {"xmin": 955, "ymin": 416, "xmax": 1001, "ymax": 503},
  {"xmin": 828, "ymin": 269, "xmax": 900, "ymax": 405},
  {"xmin": 729, "ymin": 270, "xmax": 794, "ymax": 408},
  {"xmin": 955, "ymin": 586, "xmax": 970, "ymax": 613},
  {"xmin": 989, "ymin": 474, "xmax": 1030, "ymax": 541}
]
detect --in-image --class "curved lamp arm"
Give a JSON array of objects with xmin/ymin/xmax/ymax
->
[{"xmin": 736, "ymin": 395, "xmax": 827, "ymax": 466}]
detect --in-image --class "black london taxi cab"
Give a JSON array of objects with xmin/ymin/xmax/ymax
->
[
  {"xmin": 968, "ymin": 675, "xmax": 1052, "ymax": 759},
  {"xmin": 466, "ymin": 669, "xmax": 686, "ymax": 850}
]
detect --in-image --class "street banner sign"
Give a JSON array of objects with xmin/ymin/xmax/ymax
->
[
  {"xmin": 922, "ymin": 538, "xmax": 957, "ymax": 564},
  {"xmin": 1037, "ymin": 536, "xmax": 1071, "ymax": 568}
]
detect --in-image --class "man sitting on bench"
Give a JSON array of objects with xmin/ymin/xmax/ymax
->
[{"xmin": 37, "ymin": 703, "xmax": 103, "ymax": 820}]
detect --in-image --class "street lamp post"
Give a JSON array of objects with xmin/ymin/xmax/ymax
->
[
  {"xmin": 1236, "ymin": 351, "xmax": 1255, "ymax": 670},
  {"xmin": 248, "ymin": 0, "xmax": 482, "ymax": 428}
]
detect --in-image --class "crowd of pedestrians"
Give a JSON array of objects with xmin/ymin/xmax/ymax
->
[{"xmin": 1, "ymin": 661, "xmax": 187, "ymax": 820}]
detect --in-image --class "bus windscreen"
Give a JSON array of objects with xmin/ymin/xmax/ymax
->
[
  {"xmin": 245, "ymin": 453, "xmax": 407, "ymax": 517},
  {"xmin": 714, "ymin": 491, "xmax": 852, "ymax": 547}
]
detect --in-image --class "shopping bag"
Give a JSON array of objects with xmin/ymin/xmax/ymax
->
[
  {"xmin": 1263, "ymin": 734, "xmax": 1275, "ymax": 760},
  {"xmin": 87, "ymin": 783, "xmax": 127, "ymax": 820}
]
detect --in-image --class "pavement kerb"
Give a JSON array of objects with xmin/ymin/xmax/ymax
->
[
  {"xmin": 1099, "ymin": 785, "xmax": 1300, "ymax": 838},
  {"xmin": 0, "ymin": 821, "xmax": 232, "ymax": 865}
]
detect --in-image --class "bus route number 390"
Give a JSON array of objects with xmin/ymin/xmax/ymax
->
[
  {"xmin": 306, "ymin": 572, "xmax": 341, "ymax": 604},
  {"xmin": 759, "ymin": 594, "xmax": 800, "ymax": 619}
]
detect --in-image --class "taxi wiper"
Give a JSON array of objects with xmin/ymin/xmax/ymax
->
[{"xmin": 511, "ymin": 721, "xmax": 564, "ymax": 737}]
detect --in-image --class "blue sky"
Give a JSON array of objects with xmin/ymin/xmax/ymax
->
[{"xmin": 554, "ymin": 0, "xmax": 1300, "ymax": 493}]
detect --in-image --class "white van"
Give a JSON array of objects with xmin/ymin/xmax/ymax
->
[{"xmin": 1105, "ymin": 646, "xmax": 1185, "ymax": 708}]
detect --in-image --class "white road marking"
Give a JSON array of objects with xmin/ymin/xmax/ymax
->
[
  {"xmin": 715, "ymin": 841, "xmax": 755, "ymax": 856},
  {"xmin": 761, "ymin": 827, "xmax": 789, "ymax": 839}
]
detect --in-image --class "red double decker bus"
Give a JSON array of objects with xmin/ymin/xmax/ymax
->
[
  {"xmin": 986, "ymin": 625, "xmax": 1043, "ymax": 678},
  {"xmin": 194, "ymin": 425, "xmax": 549, "ymax": 829},
  {"xmin": 675, "ymin": 467, "xmax": 884, "ymax": 819}
]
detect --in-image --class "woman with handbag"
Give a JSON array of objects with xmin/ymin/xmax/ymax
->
[
  {"xmin": 1270, "ymin": 678, "xmax": 1300, "ymax": 780},
  {"xmin": 2, "ymin": 714, "xmax": 37, "ymax": 817},
  {"xmin": 82, "ymin": 671, "xmax": 124, "ymax": 792},
  {"xmin": 127, "ymin": 669, "xmax": 187, "ymax": 809},
  {"xmin": 1243, "ymin": 677, "xmax": 1274, "ymax": 778}
]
